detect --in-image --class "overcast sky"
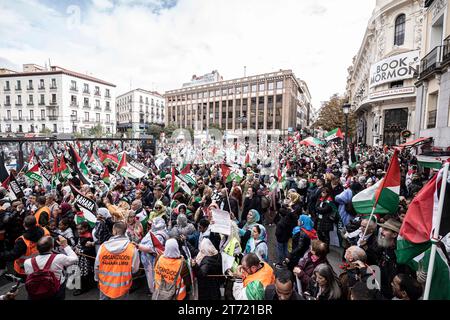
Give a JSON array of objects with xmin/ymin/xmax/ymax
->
[{"xmin": 0, "ymin": 0, "xmax": 376, "ymax": 110}]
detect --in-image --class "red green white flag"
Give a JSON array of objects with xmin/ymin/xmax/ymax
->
[
  {"xmin": 352, "ymin": 149, "xmax": 400, "ymax": 215},
  {"xmin": 25, "ymin": 163, "xmax": 43, "ymax": 184},
  {"xmin": 324, "ymin": 128, "xmax": 344, "ymax": 141}
]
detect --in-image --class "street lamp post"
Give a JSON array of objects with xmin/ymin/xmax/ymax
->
[{"xmin": 342, "ymin": 103, "xmax": 351, "ymax": 162}]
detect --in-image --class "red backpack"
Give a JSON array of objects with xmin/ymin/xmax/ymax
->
[{"xmin": 25, "ymin": 253, "xmax": 61, "ymax": 300}]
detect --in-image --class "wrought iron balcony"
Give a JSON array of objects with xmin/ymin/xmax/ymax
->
[
  {"xmin": 70, "ymin": 87, "xmax": 78, "ymax": 92},
  {"xmin": 50, "ymin": 85, "xmax": 57, "ymax": 90},
  {"xmin": 38, "ymin": 85, "xmax": 45, "ymax": 90},
  {"xmin": 442, "ymin": 35, "xmax": 450, "ymax": 64},
  {"xmin": 83, "ymin": 104, "xmax": 91, "ymax": 109},
  {"xmin": 419, "ymin": 45, "xmax": 443, "ymax": 79},
  {"xmin": 3, "ymin": 87, "xmax": 10, "ymax": 92},
  {"xmin": 48, "ymin": 115, "xmax": 58, "ymax": 121},
  {"xmin": 27, "ymin": 86, "xmax": 34, "ymax": 91}
]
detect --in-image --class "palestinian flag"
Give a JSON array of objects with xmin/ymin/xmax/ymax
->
[
  {"xmin": 299, "ymin": 137, "xmax": 325, "ymax": 146},
  {"xmin": 150, "ymin": 232, "xmax": 165, "ymax": 255},
  {"xmin": 221, "ymin": 163, "xmax": 231, "ymax": 182},
  {"xmin": 416, "ymin": 155, "xmax": 449, "ymax": 170},
  {"xmin": 269, "ymin": 179, "xmax": 279, "ymax": 192},
  {"xmin": 60, "ymin": 155, "xmax": 70, "ymax": 181},
  {"xmin": 396, "ymin": 164, "xmax": 450, "ymax": 266},
  {"xmin": 71, "ymin": 184, "xmax": 97, "ymax": 228},
  {"xmin": 226, "ymin": 171, "xmax": 243, "ymax": 184},
  {"xmin": 324, "ymin": 128, "xmax": 344, "ymax": 142},
  {"xmin": 97, "ymin": 149, "xmax": 119, "ymax": 166},
  {"xmin": 352, "ymin": 149, "xmax": 400, "ymax": 215},
  {"xmin": 101, "ymin": 167, "xmax": 110, "ymax": 185},
  {"xmin": 179, "ymin": 162, "xmax": 191, "ymax": 175},
  {"xmin": 416, "ymin": 246, "xmax": 450, "ymax": 300},
  {"xmin": 182, "ymin": 172, "xmax": 197, "ymax": 186},
  {"xmin": 69, "ymin": 144, "xmax": 89, "ymax": 175},
  {"xmin": 25, "ymin": 164, "xmax": 43, "ymax": 184}
]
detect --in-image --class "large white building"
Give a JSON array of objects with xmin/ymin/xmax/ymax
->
[
  {"xmin": 116, "ymin": 88, "xmax": 165, "ymax": 136},
  {"xmin": 0, "ymin": 64, "xmax": 116, "ymax": 135},
  {"xmin": 414, "ymin": 0, "xmax": 450, "ymax": 149},
  {"xmin": 347, "ymin": 0, "xmax": 424, "ymax": 146}
]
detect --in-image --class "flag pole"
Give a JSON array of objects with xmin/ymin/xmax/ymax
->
[
  {"xmin": 359, "ymin": 205, "xmax": 377, "ymax": 246},
  {"xmin": 423, "ymin": 162, "xmax": 449, "ymax": 300}
]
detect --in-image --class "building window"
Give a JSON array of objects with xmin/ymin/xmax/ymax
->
[
  {"xmin": 251, "ymin": 84, "xmax": 257, "ymax": 92},
  {"xmin": 426, "ymin": 91, "xmax": 438, "ymax": 129},
  {"xmin": 4, "ymin": 81, "xmax": 10, "ymax": 90},
  {"xmin": 84, "ymin": 98, "xmax": 89, "ymax": 106},
  {"xmin": 96, "ymin": 100, "xmax": 100, "ymax": 108},
  {"xmin": 243, "ymin": 85, "xmax": 248, "ymax": 93},
  {"xmin": 276, "ymin": 80, "xmax": 283, "ymax": 89},
  {"xmin": 5, "ymin": 96, "xmax": 10, "ymax": 105},
  {"xmin": 41, "ymin": 110, "xmax": 45, "ymax": 119},
  {"xmin": 39, "ymin": 79, "xmax": 44, "ymax": 89},
  {"xmin": 70, "ymin": 80, "xmax": 77, "ymax": 91},
  {"xmin": 96, "ymin": 113, "xmax": 100, "ymax": 122},
  {"xmin": 394, "ymin": 14, "xmax": 406, "ymax": 46},
  {"xmin": 18, "ymin": 110, "xmax": 22, "ymax": 120},
  {"xmin": 106, "ymin": 101, "xmax": 110, "ymax": 110},
  {"xmin": 51, "ymin": 78, "xmax": 56, "ymax": 88},
  {"xmin": 268, "ymin": 82, "xmax": 274, "ymax": 90},
  {"xmin": 105, "ymin": 89, "xmax": 110, "ymax": 98},
  {"xmin": 83, "ymin": 83, "xmax": 89, "ymax": 93},
  {"xmin": 30, "ymin": 110, "xmax": 34, "ymax": 120},
  {"xmin": 28, "ymin": 80, "xmax": 33, "ymax": 90},
  {"xmin": 18, "ymin": 125, "xmax": 23, "ymax": 133},
  {"xmin": 106, "ymin": 114, "xmax": 110, "ymax": 123},
  {"xmin": 51, "ymin": 94, "xmax": 56, "ymax": 104},
  {"xmin": 17, "ymin": 95, "xmax": 22, "ymax": 105},
  {"xmin": 53, "ymin": 124, "xmax": 57, "ymax": 133},
  {"xmin": 85, "ymin": 112, "xmax": 89, "ymax": 121},
  {"xmin": 28, "ymin": 95, "xmax": 33, "ymax": 105},
  {"xmin": 390, "ymin": 80, "xmax": 404, "ymax": 88},
  {"xmin": 16, "ymin": 80, "xmax": 21, "ymax": 90},
  {"xmin": 95, "ymin": 86, "xmax": 100, "ymax": 95},
  {"xmin": 7, "ymin": 110, "xmax": 11, "ymax": 119},
  {"xmin": 259, "ymin": 83, "xmax": 265, "ymax": 91}
]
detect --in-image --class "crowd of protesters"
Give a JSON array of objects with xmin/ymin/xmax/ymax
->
[{"xmin": 0, "ymin": 138, "xmax": 448, "ymax": 301}]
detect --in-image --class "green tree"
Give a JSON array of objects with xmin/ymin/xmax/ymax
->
[
  {"xmin": 39, "ymin": 127, "xmax": 52, "ymax": 136},
  {"xmin": 88, "ymin": 124, "xmax": 104, "ymax": 138},
  {"xmin": 147, "ymin": 124, "xmax": 164, "ymax": 137},
  {"xmin": 312, "ymin": 94, "xmax": 356, "ymax": 140}
]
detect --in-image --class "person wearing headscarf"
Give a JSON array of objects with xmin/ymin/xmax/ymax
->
[
  {"xmin": 149, "ymin": 200, "xmax": 167, "ymax": 222},
  {"xmin": 153, "ymin": 238, "xmax": 190, "ymax": 300},
  {"xmin": 92, "ymin": 207, "xmax": 113, "ymax": 253},
  {"xmin": 191, "ymin": 238, "xmax": 222, "ymax": 300},
  {"xmin": 169, "ymin": 213, "xmax": 196, "ymax": 240},
  {"xmin": 125, "ymin": 210, "xmax": 144, "ymax": 243},
  {"xmin": 286, "ymin": 214, "xmax": 318, "ymax": 270},
  {"xmin": 137, "ymin": 217, "xmax": 169, "ymax": 295},
  {"xmin": 244, "ymin": 224, "xmax": 268, "ymax": 262},
  {"xmin": 239, "ymin": 209, "xmax": 262, "ymax": 250}
]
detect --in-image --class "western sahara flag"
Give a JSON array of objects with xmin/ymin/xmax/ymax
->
[
  {"xmin": 324, "ymin": 128, "xmax": 344, "ymax": 142},
  {"xmin": 25, "ymin": 163, "xmax": 43, "ymax": 184},
  {"xmin": 70, "ymin": 184, "xmax": 97, "ymax": 228},
  {"xmin": 352, "ymin": 149, "xmax": 400, "ymax": 215},
  {"xmin": 117, "ymin": 152, "xmax": 148, "ymax": 179}
]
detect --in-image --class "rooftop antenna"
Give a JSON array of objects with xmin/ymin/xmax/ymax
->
[
  {"xmin": 48, "ymin": 58, "xmax": 51, "ymax": 69},
  {"xmin": 244, "ymin": 66, "xmax": 246, "ymax": 77}
]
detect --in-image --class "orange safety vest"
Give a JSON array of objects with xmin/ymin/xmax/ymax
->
[
  {"xmin": 154, "ymin": 256, "xmax": 186, "ymax": 300},
  {"xmin": 243, "ymin": 262, "xmax": 275, "ymax": 288},
  {"xmin": 13, "ymin": 227, "xmax": 50, "ymax": 275},
  {"xmin": 34, "ymin": 207, "xmax": 50, "ymax": 227},
  {"xmin": 98, "ymin": 243, "xmax": 135, "ymax": 299}
]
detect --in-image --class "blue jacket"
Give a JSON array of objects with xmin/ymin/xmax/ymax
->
[{"xmin": 335, "ymin": 188, "xmax": 353, "ymax": 226}]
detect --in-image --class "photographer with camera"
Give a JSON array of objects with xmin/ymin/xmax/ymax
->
[{"xmin": 24, "ymin": 235, "xmax": 78, "ymax": 300}]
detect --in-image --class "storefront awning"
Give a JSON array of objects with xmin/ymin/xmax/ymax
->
[{"xmin": 398, "ymin": 137, "xmax": 432, "ymax": 148}]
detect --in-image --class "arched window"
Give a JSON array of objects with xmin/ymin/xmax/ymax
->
[{"xmin": 394, "ymin": 14, "xmax": 406, "ymax": 46}]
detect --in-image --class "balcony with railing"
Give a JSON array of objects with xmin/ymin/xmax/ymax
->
[
  {"xmin": 3, "ymin": 117, "xmax": 11, "ymax": 121},
  {"xmin": 15, "ymin": 86, "xmax": 22, "ymax": 91},
  {"xmin": 442, "ymin": 35, "xmax": 450, "ymax": 65},
  {"xmin": 419, "ymin": 45, "xmax": 443, "ymax": 79},
  {"xmin": 48, "ymin": 100, "xmax": 58, "ymax": 106},
  {"xmin": 38, "ymin": 85, "xmax": 45, "ymax": 90},
  {"xmin": 4, "ymin": 102, "xmax": 11, "ymax": 107},
  {"xmin": 94, "ymin": 105, "xmax": 102, "ymax": 110},
  {"xmin": 70, "ymin": 102, "xmax": 79, "ymax": 108},
  {"xmin": 48, "ymin": 115, "xmax": 58, "ymax": 121},
  {"xmin": 50, "ymin": 85, "xmax": 57, "ymax": 90},
  {"xmin": 26, "ymin": 86, "xmax": 34, "ymax": 91},
  {"xmin": 15, "ymin": 101, "xmax": 22, "ymax": 106},
  {"xmin": 27, "ymin": 101, "xmax": 34, "ymax": 106},
  {"xmin": 83, "ymin": 104, "xmax": 91, "ymax": 109},
  {"xmin": 83, "ymin": 89, "xmax": 90, "ymax": 94},
  {"xmin": 70, "ymin": 86, "xmax": 78, "ymax": 92},
  {"xmin": 105, "ymin": 106, "xmax": 111, "ymax": 111},
  {"xmin": 3, "ymin": 86, "xmax": 10, "ymax": 92},
  {"xmin": 38, "ymin": 101, "xmax": 45, "ymax": 106},
  {"xmin": 94, "ymin": 91, "xmax": 101, "ymax": 96}
]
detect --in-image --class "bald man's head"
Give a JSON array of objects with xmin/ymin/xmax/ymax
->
[{"xmin": 37, "ymin": 236, "xmax": 54, "ymax": 254}]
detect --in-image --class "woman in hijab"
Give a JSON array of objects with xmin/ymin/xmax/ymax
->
[
  {"xmin": 191, "ymin": 238, "xmax": 222, "ymax": 300},
  {"xmin": 91, "ymin": 207, "xmax": 113, "ymax": 253},
  {"xmin": 137, "ymin": 217, "xmax": 169, "ymax": 295},
  {"xmin": 153, "ymin": 238, "xmax": 190, "ymax": 300},
  {"xmin": 244, "ymin": 224, "xmax": 268, "ymax": 262},
  {"xmin": 287, "ymin": 214, "xmax": 318, "ymax": 270},
  {"xmin": 169, "ymin": 213, "xmax": 196, "ymax": 240},
  {"xmin": 239, "ymin": 209, "xmax": 263, "ymax": 250},
  {"xmin": 149, "ymin": 200, "xmax": 167, "ymax": 222},
  {"xmin": 289, "ymin": 192, "xmax": 302, "ymax": 215},
  {"xmin": 126, "ymin": 210, "xmax": 144, "ymax": 243}
]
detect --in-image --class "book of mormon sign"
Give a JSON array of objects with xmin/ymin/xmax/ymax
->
[{"xmin": 370, "ymin": 50, "xmax": 420, "ymax": 88}]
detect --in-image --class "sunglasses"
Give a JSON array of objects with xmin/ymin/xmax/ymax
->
[{"xmin": 155, "ymin": 206, "xmax": 162, "ymax": 210}]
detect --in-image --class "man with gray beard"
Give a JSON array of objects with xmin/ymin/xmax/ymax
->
[{"xmin": 376, "ymin": 218, "xmax": 402, "ymax": 299}]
